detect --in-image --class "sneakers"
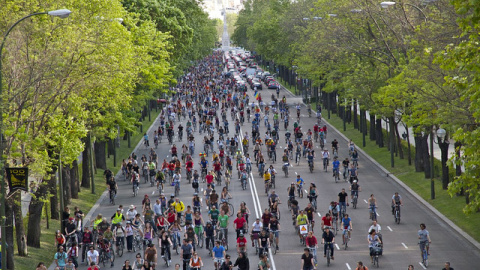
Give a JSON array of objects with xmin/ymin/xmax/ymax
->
[
  {"xmin": 162, "ymin": 255, "xmax": 165, "ymax": 258},
  {"xmin": 276, "ymin": 246, "xmax": 279, "ymax": 250},
  {"xmin": 252, "ymin": 242, "xmax": 255, "ymax": 247}
]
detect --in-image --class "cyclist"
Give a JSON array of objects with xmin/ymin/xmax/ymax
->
[
  {"xmin": 302, "ymin": 202, "xmax": 314, "ymax": 231},
  {"xmin": 263, "ymin": 169, "xmax": 271, "ymax": 192},
  {"xmin": 391, "ymin": 192, "xmax": 403, "ymax": 215},
  {"xmin": 418, "ymin": 223, "xmax": 431, "ymax": 258},
  {"xmin": 321, "ymin": 149, "xmax": 330, "ymax": 170},
  {"xmin": 110, "ymin": 208, "xmax": 125, "ymax": 231},
  {"xmin": 338, "ymin": 188, "xmax": 349, "ymax": 214},
  {"xmin": 296, "ymin": 175, "xmax": 304, "ymax": 197},
  {"xmin": 233, "ymin": 212, "xmax": 247, "ymax": 238},
  {"xmin": 258, "ymin": 254, "xmax": 270, "ymax": 270},
  {"xmin": 217, "ymin": 210, "xmax": 229, "ymax": 245},
  {"xmin": 301, "ymin": 247, "xmax": 316, "ymax": 270},
  {"xmin": 331, "ymin": 139, "xmax": 338, "ymax": 153},
  {"xmin": 307, "ymin": 149, "xmax": 315, "ymax": 170},
  {"xmin": 208, "ymin": 205, "xmax": 220, "ymax": 226},
  {"xmin": 368, "ymin": 229, "xmax": 382, "ymax": 263},
  {"xmin": 296, "ymin": 210, "xmax": 308, "ymax": 241},
  {"xmin": 250, "ymin": 218, "xmax": 263, "ymax": 249},
  {"xmin": 268, "ymin": 190, "xmax": 279, "ymax": 209},
  {"xmin": 268, "ymin": 214, "xmax": 280, "ymax": 251},
  {"xmin": 143, "ymin": 133, "xmax": 149, "ymax": 146},
  {"xmin": 204, "ymin": 221, "xmax": 216, "ymax": 251},
  {"xmin": 332, "ymin": 158, "xmax": 340, "ymax": 178},
  {"xmin": 348, "ymin": 163, "xmax": 358, "ymax": 184},
  {"xmin": 328, "ymin": 201, "xmax": 340, "ymax": 230},
  {"xmin": 368, "ymin": 194, "xmax": 377, "ymax": 219},
  {"xmin": 236, "ymin": 233, "xmax": 247, "ymax": 253},
  {"xmin": 97, "ymin": 234, "xmax": 114, "ymax": 267},
  {"xmin": 341, "ymin": 213, "xmax": 352, "ymax": 244},
  {"xmin": 308, "ymin": 183, "xmax": 318, "ymax": 205},
  {"xmin": 350, "ymin": 180, "xmax": 361, "ymax": 204},
  {"xmin": 288, "ymin": 182, "xmax": 296, "ymax": 205},
  {"xmin": 342, "ymin": 158, "xmax": 350, "ymax": 179},
  {"xmin": 321, "ymin": 226, "xmax": 335, "ymax": 260},
  {"xmin": 321, "ymin": 213, "xmax": 333, "ymax": 231},
  {"xmin": 368, "ymin": 220, "xmax": 382, "ymax": 243},
  {"xmin": 113, "ymin": 223, "xmax": 126, "ymax": 252},
  {"xmin": 171, "ymin": 198, "xmax": 185, "ymax": 220},
  {"xmin": 305, "ymin": 231, "xmax": 318, "ymax": 265}
]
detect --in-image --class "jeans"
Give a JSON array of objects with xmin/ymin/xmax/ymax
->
[
  {"xmin": 182, "ymin": 254, "xmax": 192, "ymax": 270},
  {"xmin": 324, "ymin": 243, "xmax": 334, "ymax": 256},
  {"xmin": 161, "ymin": 245, "xmax": 171, "ymax": 260}
]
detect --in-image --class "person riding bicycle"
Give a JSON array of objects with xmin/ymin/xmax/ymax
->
[
  {"xmin": 263, "ymin": 170, "xmax": 271, "ymax": 189},
  {"xmin": 341, "ymin": 213, "xmax": 353, "ymax": 244},
  {"xmin": 321, "ymin": 149, "xmax": 330, "ymax": 168},
  {"xmin": 287, "ymin": 182, "xmax": 296, "ymax": 204},
  {"xmin": 258, "ymin": 229, "xmax": 270, "ymax": 255},
  {"xmin": 268, "ymin": 215, "xmax": 280, "ymax": 251},
  {"xmin": 332, "ymin": 158, "xmax": 340, "ymax": 177},
  {"xmin": 321, "ymin": 226, "xmax": 335, "ymax": 260},
  {"xmin": 107, "ymin": 177, "xmax": 117, "ymax": 198},
  {"xmin": 97, "ymin": 234, "xmax": 114, "ymax": 267},
  {"xmin": 305, "ymin": 231, "xmax": 318, "ymax": 266},
  {"xmin": 204, "ymin": 221, "xmax": 216, "ymax": 250},
  {"xmin": 368, "ymin": 229, "xmax": 382, "ymax": 263},
  {"xmin": 307, "ymin": 150, "xmax": 315, "ymax": 169},
  {"xmin": 391, "ymin": 192, "xmax": 403, "ymax": 215},
  {"xmin": 350, "ymin": 180, "xmax": 361, "ymax": 204},
  {"xmin": 296, "ymin": 210, "xmax": 308, "ymax": 240},
  {"xmin": 328, "ymin": 201, "xmax": 340, "ymax": 229},
  {"xmin": 250, "ymin": 218, "xmax": 263, "ymax": 248},
  {"xmin": 305, "ymin": 203, "xmax": 316, "ymax": 231},
  {"xmin": 296, "ymin": 175, "xmax": 304, "ymax": 195},
  {"xmin": 171, "ymin": 144, "xmax": 178, "ymax": 157},
  {"xmin": 171, "ymin": 198, "xmax": 185, "ymax": 219},
  {"xmin": 308, "ymin": 183, "xmax": 318, "ymax": 204},
  {"xmin": 143, "ymin": 133, "xmax": 149, "ymax": 147},
  {"xmin": 321, "ymin": 213, "xmax": 333, "ymax": 231},
  {"xmin": 199, "ymin": 157, "xmax": 208, "ymax": 177},
  {"xmin": 348, "ymin": 164, "xmax": 358, "ymax": 184},
  {"xmin": 418, "ymin": 223, "xmax": 431, "ymax": 258}
]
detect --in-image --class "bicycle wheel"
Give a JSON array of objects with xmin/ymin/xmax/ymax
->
[
  {"xmin": 118, "ymin": 242, "xmax": 124, "ymax": 257},
  {"xmin": 199, "ymin": 234, "xmax": 204, "ymax": 248},
  {"xmin": 353, "ymin": 197, "xmax": 357, "ymax": 209},
  {"xmin": 101, "ymin": 253, "xmax": 106, "ymax": 267},
  {"xmin": 326, "ymin": 249, "xmax": 330, "ymax": 266},
  {"xmin": 228, "ymin": 203, "xmax": 234, "ymax": 217}
]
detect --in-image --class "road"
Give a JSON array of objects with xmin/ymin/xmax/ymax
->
[{"xmin": 63, "ymin": 70, "xmax": 480, "ymax": 270}]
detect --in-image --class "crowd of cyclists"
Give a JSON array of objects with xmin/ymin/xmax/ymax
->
[{"xmin": 50, "ymin": 49, "xmax": 437, "ymax": 270}]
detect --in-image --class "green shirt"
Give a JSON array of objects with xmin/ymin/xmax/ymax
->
[
  {"xmin": 103, "ymin": 230, "xmax": 113, "ymax": 240},
  {"xmin": 209, "ymin": 209, "xmax": 220, "ymax": 220},
  {"xmin": 218, "ymin": 215, "xmax": 229, "ymax": 228}
]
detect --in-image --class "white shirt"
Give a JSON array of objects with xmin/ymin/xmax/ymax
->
[
  {"xmin": 322, "ymin": 151, "xmax": 330, "ymax": 158},
  {"xmin": 87, "ymin": 249, "xmax": 99, "ymax": 263},
  {"xmin": 126, "ymin": 209, "xmax": 137, "ymax": 220},
  {"xmin": 369, "ymin": 224, "xmax": 381, "ymax": 233},
  {"xmin": 251, "ymin": 221, "xmax": 263, "ymax": 232}
]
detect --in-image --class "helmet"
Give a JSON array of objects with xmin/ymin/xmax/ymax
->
[
  {"xmin": 291, "ymin": 182, "xmax": 295, "ymax": 185},
  {"xmin": 353, "ymin": 180, "xmax": 357, "ymax": 183},
  {"xmin": 193, "ymin": 193, "xmax": 198, "ymax": 196},
  {"xmin": 206, "ymin": 221, "xmax": 212, "ymax": 225},
  {"xmin": 171, "ymin": 194, "xmax": 175, "ymax": 197}
]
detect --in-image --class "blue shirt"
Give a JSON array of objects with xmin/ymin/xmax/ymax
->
[
  {"xmin": 333, "ymin": 160, "xmax": 340, "ymax": 168},
  {"xmin": 296, "ymin": 178, "xmax": 304, "ymax": 186},
  {"xmin": 200, "ymin": 160, "xmax": 208, "ymax": 168},
  {"xmin": 342, "ymin": 217, "xmax": 351, "ymax": 229},
  {"xmin": 212, "ymin": 245, "xmax": 225, "ymax": 258}
]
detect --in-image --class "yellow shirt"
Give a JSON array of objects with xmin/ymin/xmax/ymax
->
[
  {"xmin": 263, "ymin": 172, "xmax": 271, "ymax": 182},
  {"xmin": 171, "ymin": 201, "xmax": 185, "ymax": 213},
  {"xmin": 297, "ymin": 214, "xmax": 308, "ymax": 225}
]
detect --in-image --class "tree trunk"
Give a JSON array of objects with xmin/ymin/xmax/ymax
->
[
  {"xmin": 108, "ymin": 139, "xmax": 115, "ymax": 157},
  {"xmin": 49, "ymin": 172, "xmax": 59, "ymax": 220},
  {"xmin": 423, "ymin": 133, "xmax": 432, "ymax": 178},
  {"xmin": 370, "ymin": 114, "xmax": 376, "ymax": 141},
  {"xmin": 346, "ymin": 102, "xmax": 352, "ymax": 123},
  {"xmin": 404, "ymin": 124, "xmax": 412, "ymax": 165},
  {"xmin": 353, "ymin": 100, "xmax": 358, "ymax": 129},
  {"xmin": 12, "ymin": 192, "xmax": 27, "ymax": 256},
  {"xmin": 394, "ymin": 122, "xmax": 404, "ymax": 159},
  {"xmin": 27, "ymin": 179, "xmax": 48, "ymax": 247},
  {"xmin": 375, "ymin": 119, "xmax": 384, "ymax": 147},
  {"xmin": 5, "ymin": 197, "xmax": 15, "ymax": 269},
  {"xmin": 331, "ymin": 92, "xmax": 337, "ymax": 113},
  {"xmin": 439, "ymin": 140, "xmax": 450, "ymax": 190},
  {"xmin": 94, "ymin": 140, "xmax": 107, "ymax": 170},
  {"xmin": 81, "ymin": 136, "xmax": 91, "ymax": 188},
  {"xmin": 62, "ymin": 166, "xmax": 72, "ymax": 205},
  {"xmin": 71, "ymin": 160, "xmax": 79, "ymax": 199}
]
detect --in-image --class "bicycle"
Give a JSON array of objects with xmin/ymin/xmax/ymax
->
[
  {"xmin": 296, "ymin": 151, "xmax": 301, "ymax": 165},
  {"xmin": 370, "ymin": 205, "xmax": 377, "ymax": 221},
  {"xmin": 195, "ymin": 225, "xmax": 204, "ymax": 248},
  {"xmin": 333, "ymin": 168, "xmax": 340, "ymax": 183},
  {"xmin": 132, "ymin": 233, "xmax": 142, "ymax": 251},
  {"xmin": 323, "ymin": 158, "xmax": 328, "ymax": 172},
  {"xmin": 308, "ymin": 246, "xmax": 317, "ymax": 266},
  {"xmin": 332, "ymin": 215, "xmax": 338, "ymax": 235},
  {"xmin": 174, "ymin": 181, "xmax": 180, "ymax": 197},
  {"xmin": 115, "ymin": 238, "xmax": 124, "ymax": 257},
  {"xmin": 308, "ymin": 160, "xmax": 314, "ymax": 173},
  {"xmin": 218, "ymin": 228, "xmax": 229, "ymax": 251},
  {"xmin": 394, "ymin": 204, "xmax": 401, "ymax": 224},
  {"xmin": 342, "ymin": 229, "xmax": 350, "ymax": 250},
  {"xmin": 352, "ymin": 192, "xmax": 358, "ymax": 209},
  {"xmin": 99, "ymin": 248, "xmax": 115, "ymax": 268},
  {"xmin": 309, "ymin": 195, "xmax": 317, "ymax": 211},
  {"xmin": 162, "ymin": 245, "xmax": 171, "ymax": 266},
  {"xmin": 325, "ymin": 242, "xmax": 333, "ymax": 266},
  {"xmin": 283, "ymin": 163, "xmax": 289, "ymax": 177},
  {"xmin": 372, "ymin": 243, "xmax": 382, "ymax": 268},
  {"xmin": 339, "ymin": 204, "xmax": 346, "ymax": 219},
  {"xmin": 419, "ymin": 241, "xmax": 428, "ymax": 267},
  {"xmin": 297, "ymin": 184, "xmax": 304, "ymax": 198}
]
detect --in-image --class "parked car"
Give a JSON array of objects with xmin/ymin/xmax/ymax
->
[{"xmin": 252, "ymin": 81, "xmax": 263, "ymax": 90}]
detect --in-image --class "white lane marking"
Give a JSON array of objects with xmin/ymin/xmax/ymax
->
[
  {"xmin": 402, "ymin": 243, "xmax": 408, "ymax": 249},
  {"xmin": 377, "ymin": 212, "xmax": 380, "ymax": 216},
  {"xmin": 364, "ymin": 199, "xmax": 368, "ymax": 204},
  {"xmin": 418, "ymin": 262, "xmax": 427, "ymax": 269},
  {"xmin": 304, "ymin": 189, "xmax": 308, "ymax": 194},
  {"xmin": 335, "ymin": 244, "xmax": 340, "ymax": 250},
  {"xmin": 290, "ymin": 164, "xmax": 293, "ymax": 167},
  {"xmin": 317, "ymin": 212, "xmax": 322, "ymax": 217},
  {"xmin": 387, "ymin": 226, "xmax": 393, "ymax": 232},
  {"xmin": 346, "ymin": 263, "xmax": 352, "ymax": 270},
  {"xmin": 152, "ymin": 191, "xmax": 155, "ymax": 195},
  {"xmin": 295, "ymin": 172, "xmax": 298, "ymax": 175}
]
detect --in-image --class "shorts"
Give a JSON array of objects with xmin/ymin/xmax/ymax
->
[{"xmin": 213, "ymin": 257, "xmax": 224, "ymax": 264}]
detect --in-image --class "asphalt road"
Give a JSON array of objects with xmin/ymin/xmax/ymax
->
[{"xmin": 71, "ymin": 76, "xmax": 480, "ymax": 270}]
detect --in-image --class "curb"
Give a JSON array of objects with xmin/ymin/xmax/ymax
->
[
  {"xmin": 280, "ymin": 83, "xmax": 480, "ymax": 250},
  {"xmin": 48, "ymin": 111, "xmax": 163, "ymax": 270}
]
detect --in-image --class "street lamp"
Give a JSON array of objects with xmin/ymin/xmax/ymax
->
[
  {"xmin": 381, "ymin": 1, "xmax": 428, "ymax": 23},
  {"xmin": 435, "ymin": 128, "xmax": 450, "ymax": 189},
  {"xmin": 0, "ymin": 9, "xmax": 72, "ymax": 269},
  {"xmin": 429, "ymin": 126, "xmax": 446, "ymax": 199}
]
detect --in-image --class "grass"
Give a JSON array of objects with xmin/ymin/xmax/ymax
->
[
  {"xmin": 324, "ymin": 115, "xmax": 480, "ymax": 242},
  {"xmin": 14, "ymin": 108, "xmax": 162, "ymax": 270}
]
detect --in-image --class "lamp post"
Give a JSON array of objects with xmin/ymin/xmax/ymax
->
[
  {"xmin": 380, "ymin": 1, "xmax": 428, "ymax": 23},
  {"xmin": 0, "ymin": 9, "xmax": 71, "ymax": 268},
  {"xmin": 435, "ymin": 128, "xmax": 449, "ymax": 189}
]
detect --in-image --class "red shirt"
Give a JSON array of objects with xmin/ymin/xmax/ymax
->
[
  {"xmin": 234, "ymin": 217, "xmax": 246, "ymax": 230},
  {"xmin": 206, "ymin": 174, "xmax": 214, "ymax": 184},
  {"xmin": 168, "ymin": 163, "xmax": 176, "ymax": 171},
  {"xmin": 219, "ymin": 150, "xmax": 225, "ymax": 157},
  {"xmin": 167, "ymin": 212, "xmax": 176, "ymax": 223},
  {"xmin": 237, "ymin": 237, "xmax": 247, "ymax": 247},
  {"xmin": 213, "ymin": 163, "xmax": 221, "ymax": 171},
  {"xmin": 186, "ymin": 161, "xmax": 193, "ymax": 169},
  {"xmin": 306, "ymin": 235, "xmax": 317, "ymax": 247},
  {"xmin": 262, "ymin": 213, "xmax": 271, "ymax": 226},
  {"xmin": 321, "ymin": 216, "xmax": 332, "ymax": 227}
]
